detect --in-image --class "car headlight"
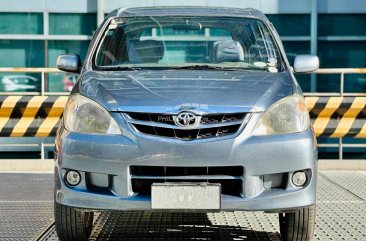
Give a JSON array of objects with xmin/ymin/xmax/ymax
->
[
  {"xmin": 252, "ymin": 95, "xmax": 310, "ymax": 135},
  {"xmin": 64, "ymin": 94, "xmax": 122, "ymax": 135}
]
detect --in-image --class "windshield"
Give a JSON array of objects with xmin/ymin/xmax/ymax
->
[{"xmin": 95, "ymin": 16, "xmax": 283, "ymax": 72}]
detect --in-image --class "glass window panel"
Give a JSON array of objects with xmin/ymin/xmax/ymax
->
[
  {"xmin": 318, "ymin": 130, "xmax": 366, "ymax": 160},
  {"xmin": 343, "ymin": 151, "xmax": 366, "ymax": 160},
  {"xmin": 0, "ymin": 40, "xmax": 44, "ymax": 67},
  {"xmin": 317, "ymin": 41, "xmax": 366, "ymax": 93},
  {"xmin": 140, "ymin": 28, "xmax": 152, "ymax": 36},
  {"xmin": 318, "ymin": 147, "xmax": 339, "ymax": 159},
  {"xmin": 210, "ymin": 29, "xmax": 231, "ymax": 37},
  {"xmin": 282, "ymin": 41, "xmax": 311, "ymax": 92},
  {"xmin": 319, "ymin": 14, "xmax": 366, "ymax": 36},
  {"xmin": 49, "ymin": 13, "xmax": 97, "ymax": 35},
  {"xmin": 0, "ymin": 13, "xmax": 43, "ymax": 34},
  {"xmin": 314, "ymin": 71, "xmax": 366, "ymax": 93},
  {"xmin": 343, "ymin": 138, "xmax": 366, "ymax": 144},
  {"xmin": 156, "ymin": 28, "xmax": 205, "ymax": 36},
  {"xmin": 141, "ymin": 28, "xmax": 231, "ymax": 37},
  {"xmin": 0, "ymin": 40, "xmax": 44, "ymax": 92},
  {"xmin": 0, "ymin": 72, "xmax": 42, "ymax": 92},
  {"xmin": 295, "ymin": 74, "xmax": 311, "ymax": 93},
  {"xmin": 47, "ymin": 72, "xmax": 79, "ymax": 92},
  {"xmin": 343, "ymin": 74, "xmax": 366, "ymax": 93},
  {"xmin": 48, "ymin": 40, "xmax": 90, "ymax": 66},
  {"xmin": 318, "ymin": 41, "xmax": 366, "ymax": 68},
  {"xmin": 267, "ymin": 14, "xmax": 310, "ymax": 36},
  {"xmin": 47, "ymin": 40, "xmax": 89, "ymax": 92},
  {"xmin": 282, "ymin": 41, "xmax": 310, "ymax": 64},
  {"xmin": 316, "ymin": 74, "xmax": 340, "ymax": 93},
  {"xmin": 95, "ymin": 16, "xmax": 282, "ymax": 69}
]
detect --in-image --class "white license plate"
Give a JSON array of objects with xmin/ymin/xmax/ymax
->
[{"xmin": 151, "ymin": 183, "xmax": 221, "ymax": 210}]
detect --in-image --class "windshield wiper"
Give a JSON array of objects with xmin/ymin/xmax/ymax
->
[
  {"xmin": 240, "ymin": 66, "xmax": 267, "ymax": 71},
  {"xmin": 100, "ymin": 66, "xmax": 141, "ymax": 71},
  {"xmin": 174, "ymin": 65, "xmax": 270, "ymax": 71},
  {"xmin": 174, "ymin": 65, "xmax": 228, "ymax": 70}
]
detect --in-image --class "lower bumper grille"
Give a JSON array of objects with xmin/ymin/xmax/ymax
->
[{"xmin": 130, "ymin": 166, "xmax": 244, "ymax": 197}]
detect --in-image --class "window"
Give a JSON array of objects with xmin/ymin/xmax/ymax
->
[
  {"xmin": 318, "ymin": 41, "xmax": 366, "ymax": 92},
  {"xmin": 267, "ymin": 14, "xmax": 310, "ymax": 37},
  {"xmin": 139, "ymin": 27, "xmax": 232, "ymax": 64},
  {"xmin": 0, "ymin": 40, "xmax": 44, "ymax": 92},
  {"xmin": 318, "ymin": 41, "xmax": 366, "ymax": 68},
  {"xmin": 319, "ymin": 14, "xmax": 366, "ymax": 36},
  {"xmin": 0, "ymin": 40, "xmax": 44, "ymax": 67},
  {"xmin": 48, "ymin": 40, "xmax": 90, "ymax": 67},
  {"xmin": 0, "ymin": 13, "xmax": 43, "ymax": 34},
  {"xmin": 283, "ymin": 41, "xmax": 310, "ymax": 65},
  {"xmin": 95, "ymin": 16, "xmax": 283, "ymax": 72},
  {"xmin": 49, "ymin": 13, "xmax": 97, "ymax": 35},
  {"xmin": 317, "ymin": 15, "xmax": 366, "ymax": 93}
]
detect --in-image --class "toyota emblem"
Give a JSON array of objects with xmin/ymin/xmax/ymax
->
[{"xmin": 173, "ymin": 112, "xmax": 200, "ymax": 128}]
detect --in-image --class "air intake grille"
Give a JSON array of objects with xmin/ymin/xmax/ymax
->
[
  {"xmin": 124, "ymin": 112, "xmax": 249, "ymax": 140},
  {"xmin": 130, "ymin": 166, "xmax": 244, "ymax": 197}
]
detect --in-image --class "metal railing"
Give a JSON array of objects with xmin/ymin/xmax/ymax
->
[
  {"xmin": 305, "ymin": 68, "xmax": 366, "ymax": 97},
  {"xmin": 304, "ymin": 68, "xmax": 366, "ymax": 161},
  {"xmin": 0, "ymin": 142, "xmax": 55, "ymax": 160},
  {"xmin": 0, "ymin": 67, "xmax": 366, "ymax": 160}
]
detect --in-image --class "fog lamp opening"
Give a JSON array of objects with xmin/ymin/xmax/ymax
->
[
  {"xmin": 65, "ymin": 170, "xmax": 81, "ymax": 186},
  {"xmin": 292, "ymin": 171, "xmax": 307, "ymax": 187}
]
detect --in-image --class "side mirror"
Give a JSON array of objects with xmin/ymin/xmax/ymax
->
[
  {"xmin": 56, "ymin": 54, "xmax": 81, "ymax": 73},
  {"xmin": 293, "ymin": 55, "xmax": 319, "ymax": 73}
]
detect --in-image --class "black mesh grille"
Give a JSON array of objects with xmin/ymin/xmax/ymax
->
[
  {"xmin": 201, "ymin": 113, "xmax": 246, "ymax": 124},
  {"xmin": 128, "ymin": 113, "xmax": 246, "ymax": 124},
  {"xmin": 126, "ymin": 112, "xmax": 247, "ymax": 140},
  {"xmin": 133, "ymin": 124, "xmax": 242, "ymax": 140},
  {"xmin": 130, "ymin": 166, "xmax": 244, "ymax": 197}
]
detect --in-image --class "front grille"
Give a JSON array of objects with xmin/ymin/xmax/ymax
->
[
  {"xmin": 130, "ymin": 166, "xmax": 244, "ymax": 197},
  {"xmin": 124, "ymin": 112, "xmax": 249, "ymax": 140}
]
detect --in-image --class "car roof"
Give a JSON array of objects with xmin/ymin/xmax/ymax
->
[{"xmin": 107, "ymin": 6, "xmax": 269, "ymax": 23}]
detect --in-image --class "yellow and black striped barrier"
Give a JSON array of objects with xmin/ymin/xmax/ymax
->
[
  {"xmin": 0, "ymin": 96, "xmax": 67, "ymax": 137},
  {"xmin": 0, "ymin": 95, "xmax": 365, "ymax": 138},
  {"xmin": 306, "ymin": 97, "xmax": 366, "ymax": 138}
]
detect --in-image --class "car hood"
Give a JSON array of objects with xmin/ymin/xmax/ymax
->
[{"xmin": 79, "ymin": 70, "xmax": 294, "ymax": 113}]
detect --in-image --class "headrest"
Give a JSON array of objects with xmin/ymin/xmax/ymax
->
[
  {"xmin": 248, "ymin": 39, "xmax": 267, "ymax": 63},
  {"xmin": 128, "ymin": 40, "xmax": 164, "ymax": 63},
  {"xmin": 213, "ymin": 40, "xmax": 244, "ymax": 63}
]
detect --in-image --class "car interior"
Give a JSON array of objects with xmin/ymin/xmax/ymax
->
[{"xmin": 95, "ymin": 18, "xmax": 279, "ymax": 67}]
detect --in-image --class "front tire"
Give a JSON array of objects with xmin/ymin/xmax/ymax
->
[
  {"xmin": 54, "ymin": 202, "xmax": 94, "ymax": 241},
  {"xmin": 279, "ymin": 205, "xmax": 316, "ymax": 241}
]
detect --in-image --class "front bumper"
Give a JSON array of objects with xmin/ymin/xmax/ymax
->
[{"xmin": 55, "ymin": 114, "xmax": 317, "ymax": 212}]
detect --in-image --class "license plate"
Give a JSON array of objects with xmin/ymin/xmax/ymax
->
[{"xmin": 151, "ymin": 183, "xmax": 221, "ymax": 210}]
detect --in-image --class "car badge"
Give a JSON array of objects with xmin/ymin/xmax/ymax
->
[{"xmin": 173, "ymin": 112, "xmax": 201, "ymax": 128}]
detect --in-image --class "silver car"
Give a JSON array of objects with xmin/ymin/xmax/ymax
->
[
  {"xmin": 54, "ymin": 7, "xmax": 319, "ymax": 241},
  {"xmin": 1, "ymin": 75, "xmax": 38, "ymax": 92}
]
